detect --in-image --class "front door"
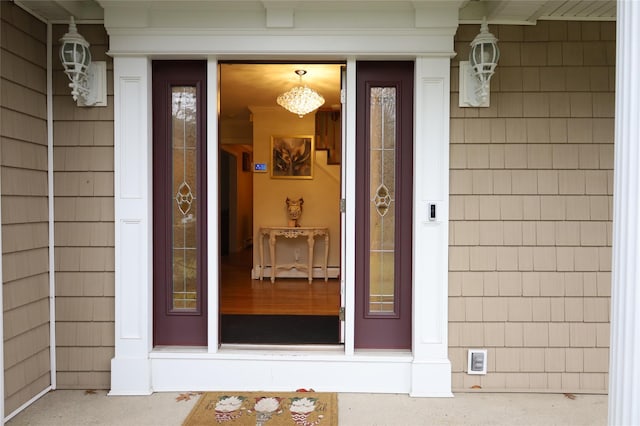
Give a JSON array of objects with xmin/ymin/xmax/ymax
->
[
  {"xmin": 354, "ymin": 61, "xmax": 414, "ymax": 349},
  {"xmin": 152, "ymin": 60, "xmax": 208, "ymax": 346}
]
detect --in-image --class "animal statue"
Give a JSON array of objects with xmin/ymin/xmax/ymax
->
[{"xmin": 286, "ymin": 197, "xmax": 304, "ymax": 227}]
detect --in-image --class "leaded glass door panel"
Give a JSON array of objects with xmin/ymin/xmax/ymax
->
[
  {"xmin": 153, "ymin": 61, "xmax": 208, "ymax": 346},
  {"xmin": 355, "ymin": 61, "xmax": 413, "ymax": 349}
]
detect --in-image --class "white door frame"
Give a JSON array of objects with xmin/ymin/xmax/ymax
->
[{"xmin": 108, "ymin": 1, "xmax": 456, "ymax": 397}]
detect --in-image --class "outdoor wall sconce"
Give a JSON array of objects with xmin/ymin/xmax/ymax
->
[
  {"xmin": 459, "ymin": 18, "xmax": 500, "ymax": 108},
  {"xmin": 59, "ymin": 16, "xmax": 107, "ymax": 107}
]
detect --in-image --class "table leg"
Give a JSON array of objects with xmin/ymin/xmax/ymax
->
[
  {"xmin": 259, "ymin": 231, "xmax": 264, "ymax": 281},
  {"xmin": 324, "ymin": 232, "xmax": 329, "ymax": 282},
  {"xmin": 307, "ymin": 233, "xmax": 314, "ymax": 284},
  {"xmin": 269, "ymin": 232, "xmax": 277, "ymax": 283}
]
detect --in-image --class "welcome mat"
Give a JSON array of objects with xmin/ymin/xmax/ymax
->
[
  {"xmin": 183, "ymin": 391, "xmax": 338, "ymax": 426},
  {"xmin": 221, "ymin": 315, "xmax": 340, "ymax": 344}
]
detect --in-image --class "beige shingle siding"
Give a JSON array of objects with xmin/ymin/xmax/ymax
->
[
  {"xmin": 52, "ymin": 22, "xmax": 114, "ymax": 390},
  {"xmin": 449, "ymin": 21, "xmax": 613, "ymax": 393},
  {"xmin": 1, "ymin": 1, "xmax": 51, "ymax": 414}
]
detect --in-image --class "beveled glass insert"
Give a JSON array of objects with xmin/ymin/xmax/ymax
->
[
  {"xmin": 172, "ymin": 86, "xmax": 198, "ymax": 311},
  {"xmin": 368, "ymin": 87, "xmax": 396, "ymax": 314},
  {"xmin": 374, "ymin": 183, "xmax": 391, "ymax": 216}
]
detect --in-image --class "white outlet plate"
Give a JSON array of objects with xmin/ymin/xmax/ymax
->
[{"xmin": 467, "ymin": 349, "xmax": 488, "ymax": 375}]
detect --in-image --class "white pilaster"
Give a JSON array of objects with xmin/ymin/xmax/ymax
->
[
  {"xmin": 609, "ymin": 1, "xmax": 640, "ymax": 423},
  {"xmin": 411, "ymin": 56, "xmax": 452, "ymax": 397},
  {"xmin": 110, "ymin": 56, "xmax": 153, "ymax": 395}
]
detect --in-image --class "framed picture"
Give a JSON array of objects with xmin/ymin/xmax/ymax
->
[{"xmin": 270, "ymin": 135, "xmax": 314, "ymax": 179}]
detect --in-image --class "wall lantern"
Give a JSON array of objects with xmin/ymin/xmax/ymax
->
[
  {"xmin": 59, "ymin": 16, "xmax": 107, "ymax": 107},
  {"xmin": 277, "ymin": 70, "xmax": 325, "ymax": 118},
  {"xmin": 459, "ymin": 18, "xmax": 500, "ymax": 108}
]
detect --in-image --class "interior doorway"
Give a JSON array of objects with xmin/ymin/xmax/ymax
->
[
  {"xmin": 219, "ymin": 150, "xmax": 237, "ymax": 257},
  {"xmin": 218, "ymin": 62, "xmax": 344, "ymax": 345}
]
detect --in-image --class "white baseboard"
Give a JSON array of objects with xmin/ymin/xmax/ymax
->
[{"xmin": 251, "ymin": 266, "xmax": 340, "ymax": 280}]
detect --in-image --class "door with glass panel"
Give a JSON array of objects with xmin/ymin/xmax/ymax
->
[
  {"xmin": 152, "ymin": 61, "xmax": 207, "ymax": 346},
  {"xmin": 354, "ymin": 61, "xmax": 413, "ymax": 349}
]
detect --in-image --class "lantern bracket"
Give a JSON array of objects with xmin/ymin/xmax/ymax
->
[
  {"xmin": 459, "ymin": 61, "xmax": 490, "ymax": 108},
  {"xmin": 77, "ymin": 61, "xmax": 107, "ymax": 107}
]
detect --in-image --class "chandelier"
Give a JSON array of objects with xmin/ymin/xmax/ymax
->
[{"xmin": 276, "ymin": 70, "xmax": 325, "ymax": 118}]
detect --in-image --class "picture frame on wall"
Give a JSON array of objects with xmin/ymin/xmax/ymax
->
[{"xmin": 270, "ymin": 135, "xmax": 314, "ymax": 179}]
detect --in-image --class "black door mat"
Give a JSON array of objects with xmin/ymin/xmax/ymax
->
[{"xmin": 221, "ymin": 314, "xmax": 340, "ymax": 344}]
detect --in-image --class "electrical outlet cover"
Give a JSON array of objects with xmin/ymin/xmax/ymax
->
[{"xmin": 467, "ymin": 349, "xmax": 488, "ymax": 375}]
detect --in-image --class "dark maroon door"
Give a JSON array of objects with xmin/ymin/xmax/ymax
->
[
  {"xmin": 354, "ymin": 61, "xmax": 413, "ymax": 349},
  {"xmin": 153, "ymin": 61, "xmax": 208, "ymax": 346}
]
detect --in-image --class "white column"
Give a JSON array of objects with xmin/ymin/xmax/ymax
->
[
  {"xmin": 609, "ymin": 2, "xmax": 640, "ymax": 424},
  {"xmin": 110, "ymin": 56, "xmax": 153, "ymax": 395},
  {"xmin": 410, "ymin": 56, "xmax": 452, "ymax": 397}
]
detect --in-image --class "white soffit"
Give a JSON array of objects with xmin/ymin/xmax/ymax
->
[
  {"xmin": 458, "ymin": 0, "xmax": 616, "ymax": 24},
  {"xmin": 16, "ymin": 1, "xmax": 616, "ymax": 25},
  {"xmin": 15, "ymin": 0, "xmax": 103, "ymax": 22}
]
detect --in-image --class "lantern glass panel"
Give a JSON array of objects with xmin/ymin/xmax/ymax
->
[
  {"xmin": 81, "ymin": 45, "xmax": 91, "ymax": 66},
  {"xmin": 61, "ymin": 42, "xmax": 91, "ymax": 71},
  {"xmin": 471, "ymin": 43, "xmax": 497, "ymax": 70},
  {"xmin": 60, "ymin": 44, "xmax": 73, "ymax": 64}
]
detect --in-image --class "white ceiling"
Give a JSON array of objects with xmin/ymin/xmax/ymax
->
[{"xmin": 220, "ymin": 63, "xmax": 343, "ymax": 120}]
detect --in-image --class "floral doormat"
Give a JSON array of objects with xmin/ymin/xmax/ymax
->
[{"xmin": 182, "ymin": 391, "xmax": 338, "ymax": 426}]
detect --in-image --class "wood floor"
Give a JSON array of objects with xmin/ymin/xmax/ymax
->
[{"xmin": 220, "ymin": 248, "xmax": 341, "ymax": 316}]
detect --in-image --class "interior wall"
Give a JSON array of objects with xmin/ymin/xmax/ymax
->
[
  {"xmin": 251, "ymin": 107, "xmax": 341, "ymax": 277},
  {"xmin": 52, "ymin": 23, "xmax": 114, "ymax": 389},
  {"xmin": 449, "ymin": 21, "xmax": 614, "ymax": 393},
  {"xmin": 0, "ymin": 1, "xmax": 51, "ymax": 413}
]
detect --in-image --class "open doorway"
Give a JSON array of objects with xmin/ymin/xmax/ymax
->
[{"xmin": 218, "ymin": 63, "xmax": 344, "ymax": 344}]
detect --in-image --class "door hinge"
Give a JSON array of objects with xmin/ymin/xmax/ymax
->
[
  {"xmin": 339, "ymin": 307, "xmax": 345, "ymax": 321},
  {"xmin": 340, "ymin": 88, "xmax": 346, "ymax": 104},
  {"xmin": 340, "ymin": 198, "xmax": 346, "ymax": 212}
]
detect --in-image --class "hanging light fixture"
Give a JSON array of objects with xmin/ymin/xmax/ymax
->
[
  {"xmin": 59, "ymin": 16, "xmax": 107, "ymax": 107},
  {"xmin": 277, "ymin": 70, "xmax": 325, "ymax": 118},
  {"xmin": 459, "ymin": 17, "xmax": 500, "ymax": 108}
]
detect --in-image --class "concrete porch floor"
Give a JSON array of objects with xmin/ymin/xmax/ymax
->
[{"xmin": 5, "ymin": 390, "xmax": 607, "ymax": 425}]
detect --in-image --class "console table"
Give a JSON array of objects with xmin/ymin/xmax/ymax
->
[{"xmin": 258, "ymin": 226, "xmax": 329, "ymax": 283}]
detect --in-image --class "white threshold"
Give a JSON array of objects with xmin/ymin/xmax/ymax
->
[{"xmin": 148, "ymin": 346, "xmax": 414, "ymax": 394}]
